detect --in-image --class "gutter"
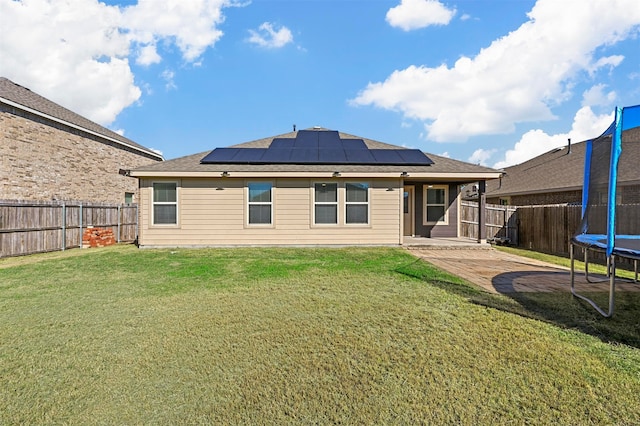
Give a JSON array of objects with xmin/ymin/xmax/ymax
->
[{"xmin": 130, "ymin": 170, "xmax": 503, "ymax": 179}]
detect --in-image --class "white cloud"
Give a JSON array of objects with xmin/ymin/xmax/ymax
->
[
  {"xmin": 0, "ymin": 0, "xmax": 236, "ymax": 125},
  {"xmin": 136, "ymin": 44, "xmax": 162, "ymax": 66},
  {"xmin": 439, "ymin": 151, "xmax": 450, "ymax": 158},
  {"xmin": 581, "ymin": 84, "xmax": 616, "ymax": 107},
  {"xmin": 468, "ymin": 148, "xmax": 496, "ymax": 166},
  {"xmin": 492, "ymin": 106, "xmax": 613, "ymax": 169},
  {"xmin": 123, "ymin": 0, "xmax": 228, "ymax": 62},
  {"xmin": 161, "ymin": 69, "xmax": 177, "ymax": 91},
  {"xmin": 353, "ymin": 0, "xmax": 640, "ymax": 142},
  {"xmin": 247, "ymin": 22, "xmax": 294, "ymax": 49},
  {"xmin": 386, "ymin": 0, "xmax": 456, "ymax": 30}
]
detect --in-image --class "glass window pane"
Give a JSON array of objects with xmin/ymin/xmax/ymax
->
[
  {"xmin": 153, "ymin": 183, "xmax": 176, "ymax": 202},
  {"xmin": 154, "ymin": 205, "xmax": 176, "ymax": 224},
  {"xmin": 346, "ymin": 183, "xmax": 368, "ymax": 202},
  {"xmin": 404, "ymin": 191, "xmax": 409, "ymax": 214},
  {"xmin": 315, "ymin": 205, "xmax": 337, "ymax": 224},
  {"xmin": 346, "ymin": 205, "xmax": 368, "ymax": 224},
  {"xmin": 427, "ymin": 188, "xmax": 445, "ymax": 204},
  {"xmin": 249, "ymin": 205, "xmax": 271, "ymax": 224},
  {"xmin": 427, "ymin": 206, "xmax": 445, "ymax": 223},
  {"xmin": 315, "ymin": 183, "xmax": 337, "ymax": 202},
  {"xmin": 249, "ymin": 183, "xmax": 272, "ymax": 203}
]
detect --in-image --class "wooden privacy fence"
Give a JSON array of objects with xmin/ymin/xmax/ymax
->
[
  {"xmin": 0, "ymin": 202, "xmax": 138, "ymax": 258},
  {"xmin": 516, "ymin": 204, "xmax": 581, "ymax": 255},
  {"xmin": 462, "ymin": 202, "xmax": 639, "ymax": 258},
  {"xmin": 461, "ymin": 202, "xmax": 518, "ymax": 244}
]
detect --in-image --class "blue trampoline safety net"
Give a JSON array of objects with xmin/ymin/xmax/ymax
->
[{"xmin": 574, "ymin": 105, "xmax": 640, "ymax": 258}]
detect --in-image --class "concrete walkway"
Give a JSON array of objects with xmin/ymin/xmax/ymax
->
[{"xmin": 408, "ymin": 247, "xmax": 639, "ymax": 294}]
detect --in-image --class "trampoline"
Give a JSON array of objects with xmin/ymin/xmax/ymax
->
[{"xmin": 570, "ymin": 105, "xmax": 640, "ymax": 317}]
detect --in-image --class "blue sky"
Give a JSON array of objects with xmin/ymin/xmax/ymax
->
[{"xmin": 1, "ymin": 0, "xmax": 639, "ymax": 168}]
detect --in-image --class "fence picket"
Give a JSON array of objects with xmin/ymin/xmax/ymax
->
[{"xmin": 0, "ymin": 202, "xmax": 138, "ymax": 258}]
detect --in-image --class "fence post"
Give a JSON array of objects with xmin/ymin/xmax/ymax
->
[
  {"xmin": 136, "ymin": 204, "xmax": 139, "ymax": 244},
  {"xmin": 117, "ymin": 205, "xmax": 121, "ymax": 244},
  {"xmin": 61, "ymin": 204, "xmax": 66, "ymax": 251},
  {"xmin": 79, "ymin": 203, "xmax": 83, "ymax": 249}
]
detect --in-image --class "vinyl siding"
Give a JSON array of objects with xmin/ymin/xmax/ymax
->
[{"xmin": 138, "ymin": 178, "xmax": 402, "ymax": 246}]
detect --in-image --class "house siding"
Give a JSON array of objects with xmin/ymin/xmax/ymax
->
[
  {"xmin": 1, "ymin": 107, "xmax": 160, "ymax": 204},
  {"xmin": 409, "ymin": 182, "xmax": 459, "ymax": 238},
  {"xmin": 138, "ymin": 178, "xmax": 403, "ymax": 246}
]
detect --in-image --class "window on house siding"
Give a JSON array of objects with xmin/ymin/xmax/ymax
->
[
  {"xmin": 345, "ymin": 182, "xmax": 369, "ymax": 224},
  {"xmin": 153, "ymin": 183, "xmax": 177, "ymax": 225},
  {"xmin": 314, "ymin": 183, "xmax": 338, "ymax": 224},
  {"xmin": 125, "ymin": 192, "xmax": 134, "ymax": 204},
  {"xmin": 424, "ymin": 185, "xmax": 448, "ymax": 225},
  {"xmin": 248, "ymin": 182, "xmax": 273, "ymax": 225}
]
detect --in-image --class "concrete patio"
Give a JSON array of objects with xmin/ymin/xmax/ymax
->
[{"xmin": 408, "ymin": 246, "xmax": 640, "ymax": 294}]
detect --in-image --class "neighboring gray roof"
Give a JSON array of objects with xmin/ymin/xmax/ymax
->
[
  {"xmin": 487, "ymin": 127, "xmax": 640, "ymax": 198},
  {"xmin": 133, "ymin": 128, "xmax": 499, "ymax": 177},
  {"xmin": 0, "ymin": 77, "xmax": 163, "ymax": 161}
]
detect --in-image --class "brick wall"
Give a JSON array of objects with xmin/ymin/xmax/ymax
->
[
  {"xmin": 487, "ymin": 187, "xmax": 640, "ymax": 206},
  {"xmin": 1, "ymin": 108, "xmax": 160, "ymax": 204},
  {"xmin": 487, "ymin": 190, "xmax": 582, "ymax": 206}
]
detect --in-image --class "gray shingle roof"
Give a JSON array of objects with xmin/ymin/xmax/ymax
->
[
  {"xmin": 487, "ymin": 127, "xmax": 640, "ymax": 197},
  {"xmin": 133, "ymin": 129, "xmax": 499, "ymax": 177},
  {"xmin": 0, "ymin": 77, "xmax": 163, "ymax": 161}
]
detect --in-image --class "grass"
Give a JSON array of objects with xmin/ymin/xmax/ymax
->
[
  {"xmin": 495, "ymin": 245, "xmax": 638, "ymax": 280},
  {"xmin": 1, "ymin": 245, "xmax": 640, "ymax": 424},
  {"xmin": 486, "ymin": 246, "xmax": 640, "ymax": 347}
]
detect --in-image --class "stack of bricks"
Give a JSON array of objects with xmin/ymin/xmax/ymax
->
[{"xmin": 82, "ymin": 227, "xmax": 117, "ymax": 248}]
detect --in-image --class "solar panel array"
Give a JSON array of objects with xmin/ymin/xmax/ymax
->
[{"xmin": 200, "ymin": 130, "xmax": 433, "ymax": 165}]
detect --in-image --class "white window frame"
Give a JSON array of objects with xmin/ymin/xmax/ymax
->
[
  {"xmin": 345, "ymin": 182, "xmax": 370, "ymax": 225},
  {"xmin": 151, "ymin": 181, "xmax": 179, "ymax": 227},
  {"xmin": 423, "ymin": 185, "xmax": 449, "ymax": 225},
  {"xmin": 247, "ymin": 181, "xmax": 274, "ymax": 227},
  {"xmin": 313, "ymin": 182, "xmax": 339, "ymax": 225}
]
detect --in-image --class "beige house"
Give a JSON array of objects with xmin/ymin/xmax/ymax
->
[
  {"xmin": 131, "ymin": 128, "xmax": 501, "ymax": 247},
  {"xmin": 0, "ymin": 77, "xmax": 163, "ymax": 204}
]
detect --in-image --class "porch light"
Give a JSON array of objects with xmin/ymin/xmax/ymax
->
[{"xmin": 221, "ymin": 171, "xmax": 230, "ymax": 178}]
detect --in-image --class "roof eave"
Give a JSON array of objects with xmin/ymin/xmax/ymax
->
[{"xmin": 130, "ymin": 170, "xmax": 503, "ymax": 179}]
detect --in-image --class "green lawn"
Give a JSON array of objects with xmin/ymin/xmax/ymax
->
[{"xmin": 1, "ymin": 245, "xmax": 639, "ymax": 424}]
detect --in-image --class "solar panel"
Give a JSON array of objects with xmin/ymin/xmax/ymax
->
[
  {"xmin": 318, "ymin": 131, "xmax": 342, "ymax": 148},
  {"xmin": 271, "ymin": 138, "xmax": 294, "ymax": 149},
  {"xmin": 201, "ymin": 131, "xmax": 436, "ymax": 165},
  {"xmin": 341, "ymin": 139, "xmax": 367, "ymax": 150},
  {"xmin": 231, "ymin": 148, "xmax": 267, "ymax": 162},
  {"xmin": 397, "ymin": 149, "xmax": 434, "ymax": 165},
  {"xmin": 290, "ymin": 148, "xmax": 318, "ymax": 163},
  {"xmin": 294, "ymin": 130, "xmax": 319, "ymax": 148},
  {"xmin": 318, "ymin": 149, "xmax": 347, "ymax": 163},
  {"xmin": 260, "ymin": 148, "xmax": 291, "ymax": 162},
  {"xmin": 201, "ymin": 148, "xmax": 240, "ymax": 163},
  {"xmin": 371, "ymin": 149, "xmax": 404, "ymax": 163},
  {"xmin": 345, "ymin": 149, "xmax": 375, "ymax": 163}
]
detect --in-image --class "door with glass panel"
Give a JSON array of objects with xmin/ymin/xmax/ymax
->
[{"xmin": 403, "ymin": 186, "xmax": 414, "ymax": 236}]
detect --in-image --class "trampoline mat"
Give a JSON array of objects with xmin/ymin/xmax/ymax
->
[{"xmin": 573, "ymin": 234, "xmax": 640, "ymax": 259}]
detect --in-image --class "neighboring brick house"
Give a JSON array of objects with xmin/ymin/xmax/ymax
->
[
  {"xmin": 486, "ymin": 129, "xmax": 640, "ymax": 206},
  {"xmin": 0, "ymin": 77, "xmax": 163, "ymax": 204}
]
